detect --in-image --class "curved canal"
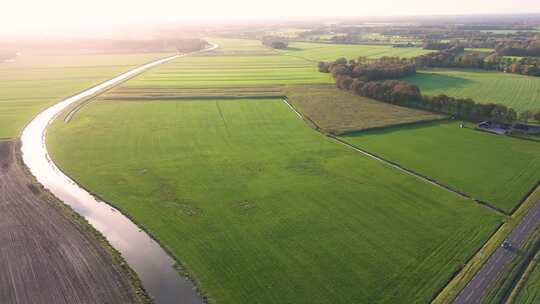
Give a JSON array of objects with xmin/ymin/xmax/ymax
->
[{"xmin": 20, "ymin": 45, "xmax": 216, "ymax": 303}]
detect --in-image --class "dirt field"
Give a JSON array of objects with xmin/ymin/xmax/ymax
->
[{"xmin": 0, "ymin": 140, "xmax": 141, "ymax": 304}]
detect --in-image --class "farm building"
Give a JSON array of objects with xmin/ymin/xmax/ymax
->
[{"xmin": 477, "ymin": 121, "xmax": 540, "ymax": 135}]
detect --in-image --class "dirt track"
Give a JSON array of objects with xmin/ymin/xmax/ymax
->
[{"xmin": 0, "ymin": 140, "xmax": 138, "ymax": 304}]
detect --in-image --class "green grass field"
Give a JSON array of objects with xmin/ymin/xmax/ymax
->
[
  {"xmin": 405, "ymin": 68, "xmax": 540, "ymax": 112},
  {"xmin": 283, "ymin": 41, "xmax": 432, "ymax": 61},
  {"xmin": 203, "ymin": 38, "xmax": 277, "ymax": 55},
  {"xmin": 285, "ymin": 84, "xmax": 444, "ymax": 134},
  {"xmin": 48, "ymin": 98, "xmax": 501, "ymax": 304},
  {"xmin": 341, "ymin": 121, "xmax": 540, "ymax": 212},
  {"xmin": 114, "ymin": 39, "xmax": 433, "ymax": 95},
  {"xmin": 123, "ymin": 54, "xmax": 333, "ymax": 87},
  {"xmin": 0, "ymin": 52, "xmax": 170, "ymax": 138}
]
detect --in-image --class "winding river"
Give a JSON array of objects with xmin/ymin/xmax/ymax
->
[{"xmin": 20, "ymin": 45, "xmax": 217, "ymax": 304}]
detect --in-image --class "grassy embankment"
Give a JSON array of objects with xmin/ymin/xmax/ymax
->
[{"xmin": 48, "ymin": 98, "xmax": 502, "ymax": 304}]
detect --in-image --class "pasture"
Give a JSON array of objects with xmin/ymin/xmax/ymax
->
[
  {"xmin": 405, "ymin": 68, "xmax": 540, "ymax": 112},
  {"xmin": 341, "ymin": 121, "xmax": 540, "ymax": 212},
  {"xmin": 116, "ymin": 38, "xmax": 434, "ymax": 94},
  {"xmin": 48, "ymin": 98, "xmax": 501, "ymax": 304},
  {"xmin": 285, "ymin": 84, "xmax": 444, "ymax": 134},
  {"xmin": 283, "ymin": 41, "xmax": 432, "ymax": 61},
  {"xmin": 203, "ymin": 38, "xmax": 276, "ymax": 55},
  {"xmin": 0, "ymin": 52, "xmax": 170, "ymax": 138},
  {"xmin": 122, "ymin": 55, "xmax": 333, "ymax": 87}
]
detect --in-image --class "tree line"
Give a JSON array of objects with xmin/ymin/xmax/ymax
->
[
  {"xmin": 318, "ymin": 57, "xmax": 416, "ymax": 81},
  {"xmin": 261, "ymin": 36, "xmax": 289, "ymax": 49},
  {"xmin": 319, "ymin": 57, "xmax": 532, "ymax": 123},
  {"xmin": 494, "ymin": 39, "xmax": 540, "ymax": 57},
  {"xmin": 414, "ymin": 45, "xmax": 466, "ymax": 67},
  {"xmin": 484, "ymin": 55, "xmax": 540, "ymax": 77},
  {"xmin": 414, "ymin": 43, "xmax": 540, "ymax": 77},
  {"xmin": 423, "ymin": 41, "xmax": 451, "ymax": 50}
]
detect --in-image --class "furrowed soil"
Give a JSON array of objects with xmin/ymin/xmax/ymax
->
[{"xmin": 0, "ymin": 140, "xmax": 142, "ymax": 304}]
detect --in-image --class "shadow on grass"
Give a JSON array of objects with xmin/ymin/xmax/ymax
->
[
  {"xmin": 406, "ymin": 71, "xmax": 476, "ymax": 91},
  {"xmin": 342, "ymin": 119, "xmax": 452, "ymax": 138}
]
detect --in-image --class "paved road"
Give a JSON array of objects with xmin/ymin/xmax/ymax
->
[{"xmin": 453, "ymin": 198, "xmax": 540, "ymax": 304}]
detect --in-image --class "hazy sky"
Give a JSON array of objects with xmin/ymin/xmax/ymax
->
[{"xmin": 2, "ymin": 0, "xmax": 540, "ymax": 34}]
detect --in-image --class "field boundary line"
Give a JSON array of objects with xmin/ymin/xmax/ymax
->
[
  {"xmin": 99, "ymin": 95, "xmax": 287, "ymax": 101},
  {"xmin": 282, "ymin": 97, "xmax": 302, "ymax": 118},
  {"xmin": 281, "ymin": 97, "xmax": 506, "ymax": 216},
  {"xmin": 330, "ymin": 136, "xmax": 506, "ymax": 214},
  {"xmin": 511, "ymin": 180, "xmax": 540, "ymax": 215}
]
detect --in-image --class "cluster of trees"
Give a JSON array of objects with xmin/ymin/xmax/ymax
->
[
  {"xmin": 414, "ymin": 40, "xmax": 540, "ymax": 77},
  {"xmin": 414, "ymin": 45, "xmax": 465, "ymax": 67},
  {"xmin": 175, "ymin": 39, "xmax": 210, "ymax": 53},
  {"xmin": 261, "ymin": 36, "xmax": 289, "ymax": 49},
  {"xmin": 494, "ymin": 39, "xmax": 540, "ymax": 57},
  {"xmin": 335, "ymin": 76, "xmax": 519, "ymax": 122},
  {"xmin": 420, "ymin": 95, "xmax": 517, "ymax": 122},
  {"xmin": 339, "ymin": 78, "xmax": 422, "ymax": 105},
  {"xmin": 320, "ymin": 56, "xmax": 525, "ymax": 123},
  {"xmin": 484, "ymin": 55, "xmax": 540, "ymax": 76},
  {"xmin": 0, "ymin": 39, "xmax": 209, "ymax": 55},
  {"xmin": 318, "ymin": 57, "xmax": 416, "ymax": 81},
  {"xmin": 423, "ymin": 41, "xmax": 451, "ymax": 50}
]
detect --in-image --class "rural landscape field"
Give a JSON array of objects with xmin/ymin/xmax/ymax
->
[
  {"xmin": 3, "ymin": 2, "xmax": 540, "ymax": 304},
  {"xmin": 405, "ymin": 69, "xmax": 540, "ymax": 112}
]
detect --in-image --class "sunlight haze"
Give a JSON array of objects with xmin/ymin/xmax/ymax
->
[{"xmin": 2, "ymin": 0, "xmax": 540, "ymax": 34}]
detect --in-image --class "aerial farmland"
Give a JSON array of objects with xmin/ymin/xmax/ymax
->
[{"xmin": 3, "ymin": 8, "xmax": 540, "ymax": 304}]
